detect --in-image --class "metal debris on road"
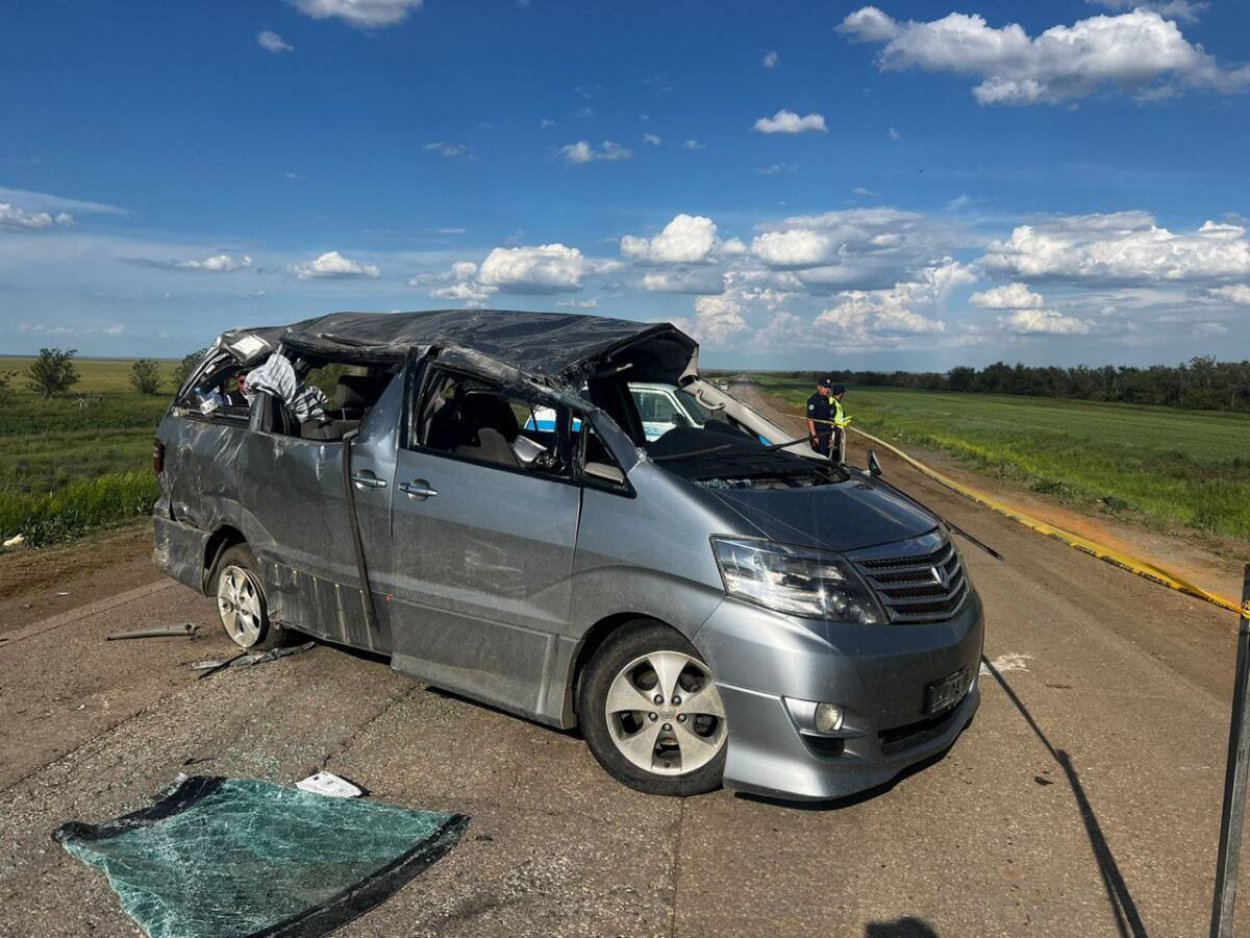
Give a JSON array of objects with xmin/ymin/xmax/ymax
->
[
  {"xmin": 194, "ymin": 641, "xmax": 316, "ymax": 679},
  {"xmin": 106, "ymin": 623, "xmax": 199, "ymax": 641},
  {"xmin": 296, "ymin": 771, "xmax": 364, "ymax": 799}
]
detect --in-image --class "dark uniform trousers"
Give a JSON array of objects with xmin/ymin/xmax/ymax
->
[{"xmin": 806, "ymin": 392, "xmax": 834, "ymax": 457}]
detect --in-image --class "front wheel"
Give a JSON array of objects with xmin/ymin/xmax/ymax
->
[{"xmin": 577, "ymin": 621, "xmax": 727, "ymax": 796}]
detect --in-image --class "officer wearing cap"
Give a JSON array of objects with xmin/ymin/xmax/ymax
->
[{"xmin": 806, "ymin": 376, "xmax": 835, "ymax": 458}]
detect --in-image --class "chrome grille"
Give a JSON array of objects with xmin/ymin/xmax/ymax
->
[{"xmin": 851, "ymin": 532, "xmax": 968, "ymax": 624}]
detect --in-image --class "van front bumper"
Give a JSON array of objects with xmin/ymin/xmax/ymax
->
[{"xmin": 694, "ymin": 592, "xmax": 984, "ymax": 801}]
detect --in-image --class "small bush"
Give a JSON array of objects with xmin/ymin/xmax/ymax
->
[
  {"xmin": 130, "ymin": 358, "xmax": 162, "ymax": 395},
  {"xmin": 26, "ymin": 348, "xmax": 81, "ymax": 399},
  {"xmin": 0, "ymin": 370, "xmax": 16, "ymax": 405}
]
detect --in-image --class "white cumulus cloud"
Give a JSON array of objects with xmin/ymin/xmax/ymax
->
[
  {"xmin": 293, "ymin": 250, "xmax": 381, "ymax": 279},
  {"xmin": 762, "ymin": 50, "xmax": 780, "ymax": 68},
  {"xmin": 559, "ymin": 140, "xmax": 632, "ymax": 164},
  {"xmin": 970, "ymin": 282, "xmax": 1045, "ymax": 308},
  {"xmin": 838, "ymin": 7, "xmax": 1250, "ymax": 105},
  {"xmin": 290, "ymin": 0, "xmax": 424, "ymax": 28},
  {"xmin": 0, "ymin": 203, "xmax": 73, "ymax": 230},
  {"xmin": 1206, "ymin": 284, "xmax": 1250, "ymax": 304},
  {"xmin": 621, "ymin": 214, "xmax": 718, "ymax": 264},
  {"xmin": 673, "ymin": 294, "xmax": 749, "ymax": 346},
  {"xmin": 982, "ymin": 212, "xmax": 1250, "ymax": 284},
  {"xmin": 478, "ymin": 243, "xmax": 594, "ymax": 293},
  {"xmin": 753, "ymin": 109, "xmax": 827, "ymax": 134},
  {"xmin": 1000, "ymin": 309, "xmax": 1094, "ymax": 334},
  {"xmin": 257, "ymin": 30, "xmax": 294, "ymax": 53},
  {"xmin": 814, "ymin": 259, "xmax": 975, "ymax": 347}
]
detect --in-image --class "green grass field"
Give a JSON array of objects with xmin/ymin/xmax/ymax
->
[
  {"xmin": 753, "ymin": 375, "xmax": 1250, "ymax": 543},
  {"xmin": 0, "ymin": 357, "xmax": 179, "ymax": 546}
]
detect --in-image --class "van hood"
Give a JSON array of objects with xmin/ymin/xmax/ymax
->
[{"xmin": 706, "ymin": 476, "xmax": 938, "ymax": 553}]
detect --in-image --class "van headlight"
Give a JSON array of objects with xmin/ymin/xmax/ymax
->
[{"xmin": 711, "ymin": 538, "xmax": 884, "ymax": 624}]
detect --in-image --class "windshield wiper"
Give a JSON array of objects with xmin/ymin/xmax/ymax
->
[
  {"xmin": 650, "ymin": 443, "xmax": 736, "ymax": 463},
  {"xmin": 760, "ymin": 434, "xmax": 817, "ymax": 452}
]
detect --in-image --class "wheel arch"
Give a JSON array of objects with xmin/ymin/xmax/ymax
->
[
  {"xmin": 201, "ymin": 525, "xmax": 246, "ymax": 593},
  {"xmin": 561, "ymin": 612, "xmax": 674, "ymax": 728}
]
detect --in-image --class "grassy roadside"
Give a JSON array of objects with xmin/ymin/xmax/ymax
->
[
  {"xmin": 752, "ymin": 375, "xmax": 1250, "ymax": 543},
  {"xmin": 0, "ymin": 358, "xmax": 178, "ymax": 547}
]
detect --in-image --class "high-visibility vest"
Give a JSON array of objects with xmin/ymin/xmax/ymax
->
[{"xmin": 831, "ymin": 397, "xmax": 849, "ymax": 429}]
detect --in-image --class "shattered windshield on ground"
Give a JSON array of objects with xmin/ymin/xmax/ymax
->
[{"xmin": 55, "ymin": 776, "xmax": 467, "ymax": 938}]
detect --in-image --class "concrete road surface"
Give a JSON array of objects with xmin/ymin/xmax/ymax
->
[{"xmin": 0, "ymin": 383, "xmax": 1245, "ymax": 937}]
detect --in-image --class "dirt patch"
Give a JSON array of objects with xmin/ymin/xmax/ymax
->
[{"xmin": 0, "ymin": 521, "xmax": 163, "ymax": 634}]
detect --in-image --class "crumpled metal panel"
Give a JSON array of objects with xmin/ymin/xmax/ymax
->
[
  {"xmin": 225, "ymin": 309, "xmax": 694, "ymax": 387},
  {"xmin": 152, "ymin": 516, "xmax": 210, "ymax": 591}
]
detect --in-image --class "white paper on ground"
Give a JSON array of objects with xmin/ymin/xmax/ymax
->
[{"xmin": 295, "ymin": 771, "xmax": 363, "ymax": 799}]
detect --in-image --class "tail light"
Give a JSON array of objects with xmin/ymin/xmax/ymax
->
[{"xmin": 152, "ymin": 439, "xmax": 165, "ymax": 474}]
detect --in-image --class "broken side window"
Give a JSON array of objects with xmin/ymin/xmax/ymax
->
[{"xmin": 413, "ymin": 368, "xmax": 573, "ymax": 477}]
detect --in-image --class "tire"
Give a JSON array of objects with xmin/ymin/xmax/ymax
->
[
  {"xmin": 212, "ymin": 544, "xmax": 285, "ymax": 651},
  {"xmin": 577, "ymin": 621, "xmax": 727, "ymax": 796}
]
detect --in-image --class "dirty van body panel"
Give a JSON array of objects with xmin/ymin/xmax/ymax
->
[
  {"xmin": 240, "ymin": 434, "xmax": 368, "ymax": 647},
  {"xmin": 153, "ymin": 415, "xmax": 249, "ymax": 588},
  {"xmin": 555, "ymin": 457, "xmax": 750, "ymax": 726},
  {"xmin": 152, "ymin": 516, "xmax": 210, "ymax": 590},
  {"xmin": 387, "ymin": 450, "xmax": 581, "ymax": 722},
  {"xmin": 567, "ymin": 458, "xmax": 738, "ymax": 636},
  {"xmin": 238, "ymin": 375, "xmax": 402, "ymax": 654},
  {"xmin": 707, "ymin": 477, "xmax": 938, "ymax": 553}
]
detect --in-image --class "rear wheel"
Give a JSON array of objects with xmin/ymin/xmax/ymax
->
[
  {"xmin": 213, "ymin": 544, "xmax": 284, "ymax": 651},
  {"xmin": 578, "ymin": 621, "xmax": 727, "ymax": 796}
]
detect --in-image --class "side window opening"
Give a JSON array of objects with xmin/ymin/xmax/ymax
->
[
  {"xmin": 178, "ymin": 355, "xmax": 250, "ymax": 424},
  {"xmin": 414, "ymin": 369, "xmax": 572, "ymax": 477},
  {"xmin": 245, "ymin": 354, "xmax": 396, "ymax": 441}
]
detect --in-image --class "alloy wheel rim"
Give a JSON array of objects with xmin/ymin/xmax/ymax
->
[
  {"xmin": 217, "ymin": 565, "xmax": 263, "ymax": 648},
  {"xmin": 604, "ymin": 650, "xmax": 726, "ymax": 776}
]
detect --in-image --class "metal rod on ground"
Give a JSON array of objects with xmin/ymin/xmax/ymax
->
[
  {"xmin": 106, "ymin": 623, "xmax": 198, "ymax": 641},
  {"xmin": 1211, "ymin": 565, "xmax": 1250, "ymax": 938}
]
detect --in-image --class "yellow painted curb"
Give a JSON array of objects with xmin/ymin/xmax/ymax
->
[{"xmin": 787, "ymin": 409, "xmax": 1242, "ymax": 615}]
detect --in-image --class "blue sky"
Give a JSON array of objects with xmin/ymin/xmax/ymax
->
[{"xmin": 1, "ymin": 0, "xmax": 1248, "ymax": 370}]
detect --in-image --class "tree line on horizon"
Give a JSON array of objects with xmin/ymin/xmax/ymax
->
[{"xmin": 751, "ymin": 356, "xmax": 1250, "ymax": 413}]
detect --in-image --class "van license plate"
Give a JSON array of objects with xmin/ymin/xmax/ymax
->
[{"xmin": 926, "ymin": 668, "xmax": 968, "ymax": 715}]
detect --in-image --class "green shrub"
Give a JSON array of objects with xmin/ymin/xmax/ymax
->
[
  {"xmin": 26, "ymin": 347, "xmax": 81, "ymax": 399},
  {"xmin": 0, "ymin": 471, "xmax": 158, "ymax": 546},
  {"xmin": 130, "ymin": 358, "xmax": 162, "ymax": 395}
]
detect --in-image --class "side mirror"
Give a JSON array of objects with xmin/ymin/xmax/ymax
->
[
  {"xmin": 867, "ymin": 451, "xmax": 883, "ymax": 477},
  {"xmin": 671, "ymin": 412, "xmax": 690, "ymax": 428},
  {"xmin": 584, "ymin": 461, "xmax": 626, "ymax": 486}
]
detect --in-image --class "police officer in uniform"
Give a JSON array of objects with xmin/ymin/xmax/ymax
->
[{"xmin": 806, "ymin": 376, "xmax": 835, "ymax": 458}]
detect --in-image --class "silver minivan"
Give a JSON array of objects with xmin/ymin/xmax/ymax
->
[{"xmin": 153, "ymin": 310, "xmax": 982, "ymax": 801}]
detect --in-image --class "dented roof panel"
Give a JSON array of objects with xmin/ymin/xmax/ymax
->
[{"xmin": 221, "ymin": 309, "xmax": 694, "ymax": 385}]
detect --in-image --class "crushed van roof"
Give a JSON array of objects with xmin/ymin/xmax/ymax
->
[{"xmin": 224, "ymin": 309, "xmax": 694, "ymax": 384}]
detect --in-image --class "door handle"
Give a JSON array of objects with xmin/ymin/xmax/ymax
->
[
  {"xmin": 400, "ymin": 480, "xmax": 439, "ymax": 500},
  {"xmin": 351, "ymin": 471, "xmax": 387, "ymax": 490}
]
